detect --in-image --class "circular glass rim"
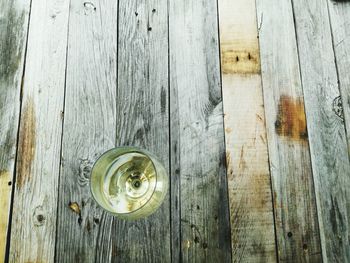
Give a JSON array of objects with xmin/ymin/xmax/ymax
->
[{"xmin": 90, "ymin": 146, "xmax": 160, "ymax": 217}]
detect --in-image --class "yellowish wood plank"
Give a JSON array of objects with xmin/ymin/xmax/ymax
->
[
  {"xmin": 0, "ymin": 170, "xmax": 11, "ymax": 261},
  {"xmin": 218, "ymin": 0, "xmax": 277, "ymax": 261}
]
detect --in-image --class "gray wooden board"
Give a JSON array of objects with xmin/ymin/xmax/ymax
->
[
  {"xmin": 328, "ymin": 1, "xmax": 350, "ymax": 161},
  {"xmin": 55, "ymin": 0, "xmax": 118, "ymax": 261},
  {"xmin": 292, "ymin": 0, "xmax": 350, "ymax": 261},
  {"xmin": 256, "ymin": 0, "xmax": 322, "ymax": 261},
  {"xmin": 106, "ymin": 0, "xmax": 171, "ymax": 261},
  {"xmin": 169, "ymin": 0, "xmax": 232, "ymax": 262},
  {"xmin": 0, "ymin": 0, "xmax": 30, "ymax": 261},
  {"xmin": 327, "ymin": 0, "xmax": 350, "ymax": 261},
  {"xmin": 9, "ymin": 0, "xmax": 69, "ymax": 261},
  {"xmin": 55, "ymin": 0, "xmax": 171, "ymax": 261}
]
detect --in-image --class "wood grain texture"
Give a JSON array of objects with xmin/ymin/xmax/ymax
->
[
  {"xmin": 292, "ymin": 0, "xmax": 350, "ymax": 261},
  {"xmin": 169, "ymin": 0, "xmax": 232, "ymax": 261},
  {"xmin": 0, "ymin": 0, "xmax": 30, "ymax": 261},
  {"xmin": 8, "ymin": 0, "xmax": 69, "ymax": 261},
  {"xmin": 218, "ymin": 0, "xmax": 277, "ymax": 262},
  {"xmin": 102, "ymin": 0, "xmax": 171, "ymax": 261},
  {"xmin": 55, "ymin": 0, "xmax": 117, "ymax": 261},
  {"xmin": 328, "ymin": 1, "xmax": 350, "ymax": 155},
  {"xmin": 256, "ymin": 0, "xmax": 322, "ymax": 261}
]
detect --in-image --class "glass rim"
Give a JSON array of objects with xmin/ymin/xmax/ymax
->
[{"xmin": 90, "ymin": 146, "xmax": 161, "ymax": 218}]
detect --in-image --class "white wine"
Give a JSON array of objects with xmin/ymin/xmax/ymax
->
[{"xmin": 90, "ymin": 147, "xmax": 168, "ymax": 220}]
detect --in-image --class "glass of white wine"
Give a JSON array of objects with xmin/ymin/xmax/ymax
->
[{"xmin": 90, "ymin": 147, "xmax": 168, "ymax": 220}]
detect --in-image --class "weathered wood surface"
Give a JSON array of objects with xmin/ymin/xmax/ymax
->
[
  {"xmin": 292, "ymin": 0, "xmax": 350, "ymax": 261},
  {"xmin": 217, "ymin": 0, "xmax": 277, "ymax": 262},
  {"xmin": 0, "ymin": 0, "xmax": 30, "ymax": 261},
  {"xmin": 55, "ymin": 0, "xmax": 118, "ymax": 261},
  {"xmin": 256, "ymin": 0, "xmax": 322, "ymax": 261},
  {"xmin": 8, "ymin": 0, "xmax": 69, "ymax": 262},
  {"xmin": 169, "ymin": 0, "xmax": 232, "ymax": 261},
  {"xmin": 3, "ymin": 0, "xmax": 350, "ymax": 261},
  {"xmin": 110, "ymin": 0, "xmax": 171, "ymax": 261}
]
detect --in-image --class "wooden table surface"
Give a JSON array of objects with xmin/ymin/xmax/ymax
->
[{"xmin": 1, "ymin": 0, "xmax": 350, "ymax": 262}]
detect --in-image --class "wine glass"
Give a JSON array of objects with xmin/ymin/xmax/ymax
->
[{"xmin": 90, "ymin": 147, "xmax": 168, "ymax": 220}]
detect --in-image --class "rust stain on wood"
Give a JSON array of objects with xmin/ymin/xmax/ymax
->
[
  {"xmin": 221, "ymin": 47, "xmax": 260, "ymax": 74},
  {"xmin": 275, "ymin": 95, "xmax": 308, "ymax": 142},
  {"xmin": 16, "ymin": 98, "xmax": 36, "ymax": 189},
  {"xmin": 238, "ymin": 146, "xmax": 247, "ymax": 170}
]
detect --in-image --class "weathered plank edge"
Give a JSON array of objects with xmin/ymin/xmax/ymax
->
[
  {"xmin": 53, "ymin": 1, "xmax": 71, "ymax": 262},
  {"xmin": 169, "ymin": 0, "xmax": 232, "ymax": 261},
  {"xmin": 256, "ymin": 0, "xmax": 322, "ymax": 261},
  {"xmin": 291, "ymin": 0, "xmax": 350, "ymax": 261},
  {"xmin": 215, "ymin": 1, "xmax": 233, "ymax": 262},
  {"xmin": 326, "ymin": 0, "xmax": 350, "ymax": 161},
  {"xmin": 2, "ymin": 0, "xmax": 32, "ymax": 261},
  {"xmin": 54, "ymin": 0, "xmax": 118, "ymax": 261}
]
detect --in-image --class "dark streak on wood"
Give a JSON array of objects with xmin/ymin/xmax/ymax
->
[
  {"xmin": 161, "ymin": 86, "xmax": 167, "ymax": 114},
  {"xmin": 16, "ymin": 98, "xmax": 36, "ymax": 189},
  {"xmin": 0, "ymin": 8, "xmax": 25, "ymax": 84},
  {"xmin": 275, "ymin": 95, "xmax": 308, "ymax": 142},
  {"xmin": 329, "ymin": 196, "xmax": 344, "ymax": 237}
]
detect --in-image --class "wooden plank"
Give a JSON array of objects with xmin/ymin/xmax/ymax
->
[
  {"xmin": 105, "ymin": 0, "xmax": 171, "ymax": 261},
  {"xmin": 327, "ymin": 0, "xmax": 350, "ymax": 261},
  {"xmin": 256, "ymin": 0, "xmax": 323, "ymax": 261},
  {"xmin": 217, "ymin": 0, "xmax": 277, "ymax": 262},
  {"xmin": 328, "ymin": 1, "xmax": 350, "ymax": 156},
  {"xmin": 56, "ymin": 0, "xmax": 171, "ymax": 261},
  {"xmin": 0, "ymin": 0, "xmax": 31, "ymax": 261},
  {"xmin": 7, "ymin": 0, "xmax": 69, "ymax": 261},
  {"xmin": 55, "ymin": 0, "xmax": 117, "ymax": 261},
  {"xmin": 292, "ymin": 0, "xmax": 350, "ymax": 261},
  {"xmin": 169, "ymin": 0, "xmax": 232, "ymax": 261}
]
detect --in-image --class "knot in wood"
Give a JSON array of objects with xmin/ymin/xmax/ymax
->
[
  {"xmin": 332, "ymin": 96, "xmax": 344, "ymax": 120},
  {"xmin": 33, "ymin": 206, "xmax": 46, "ymax": 226},
  {"xmin": 78, "ymin": 158, "xmax": 93, "ymax": 186}
]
